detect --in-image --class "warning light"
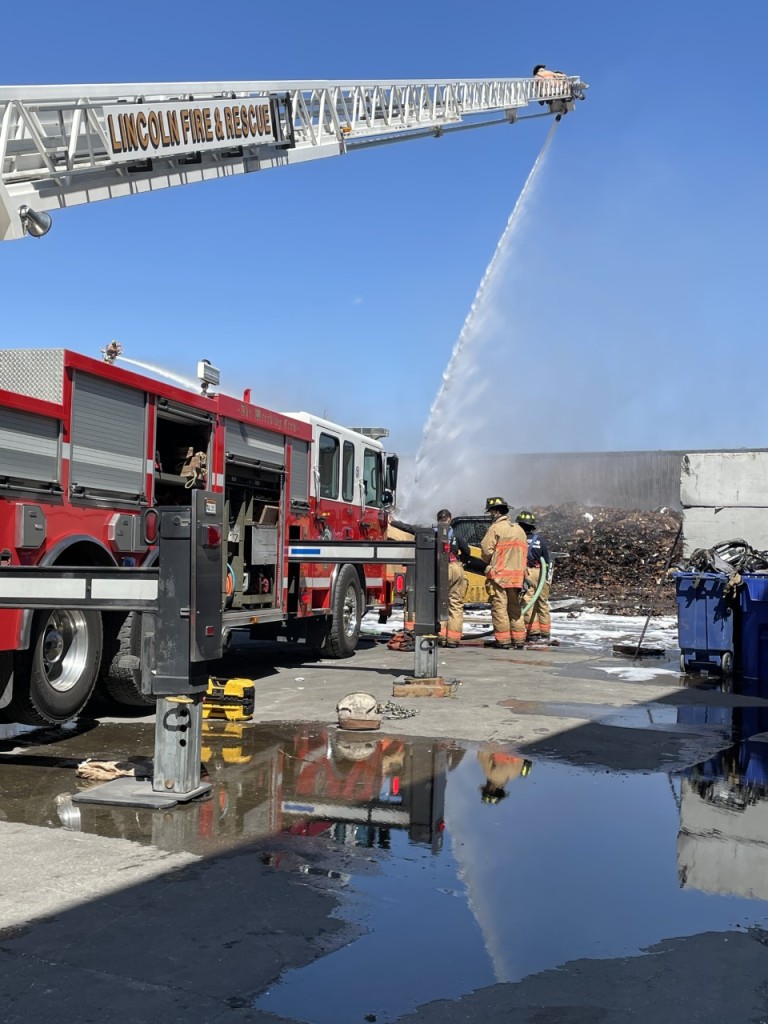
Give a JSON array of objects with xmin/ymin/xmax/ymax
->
[
  {"xmin": 391, "ymin": 776, "xmax": 400, "ymax": 797},
  {"xmin": 143, "ymin": 508, "xmax": 159, "ymax": 545},
  {"xmin": 437, "ymin": 819, "xmax": 446, "ymax": 832},
  {"xmin": 442, "ymin": 542, "xmax": 451, "ymax": 553},
  {"xmin": 202, "ymin": 524, "xmax": 222, "ymax": 548},
  {"xmin": 394, "ymin": 573, "xmax": 406, "ymax": 594}
]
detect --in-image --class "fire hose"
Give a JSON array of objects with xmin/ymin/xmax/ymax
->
[{"xmin": 461, "ymin": 558, "xmax": 551, "ymax": 638}]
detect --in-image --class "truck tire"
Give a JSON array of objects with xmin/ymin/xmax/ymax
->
[
  {"xmin": 8, "ymin": 609, "xmax": 103, "ymax": 725},
  {"xmin": 100, "ymin": 611, "xmax": 154, "ymax": 707},
  {"xmin": 323, "ymin": 565, "xmax": 363, "ymax": 659}
]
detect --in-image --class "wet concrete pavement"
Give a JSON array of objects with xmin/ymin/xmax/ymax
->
[{"xmin": 4, "ymin": 618, "xmax": 768, "ymax": 1022}]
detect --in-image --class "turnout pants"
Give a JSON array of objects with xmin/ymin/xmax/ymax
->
[
  {"xmin": 440, "ymin": 561, "xmax": 468, "ymax": 643},
  {"xmin": 486, "ymin": 578, "xmax": 526, "ymax": 646},
  {"xmin": 524, "ymin": 567, "xmax": 551, "ymax": 639}
]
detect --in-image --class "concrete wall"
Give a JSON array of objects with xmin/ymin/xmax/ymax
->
[
  {"xmin": 504, "ymin": 451, "xmax": 684, "ymax": 511},
  {"xmin": 681, "ymin": 451, "xmax": 768, "ymax": 555},
  {"xmin": 399, "ymin": 450, "xmax": 686, "ymax": 516}
]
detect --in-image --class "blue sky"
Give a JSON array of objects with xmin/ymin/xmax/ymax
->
[{"xmin": 1, "ymin": 1, "xmax": 765, "ymax": 456}]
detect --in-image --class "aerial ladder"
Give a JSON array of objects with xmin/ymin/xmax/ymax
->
[{"xmin": 0, "ymin": 74, "xmax": 587, "ymax": 241}]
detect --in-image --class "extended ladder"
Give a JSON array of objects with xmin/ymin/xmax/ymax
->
[{"xmin": 0, "ymin": 74, "xmax": 587, "ymax": 240}]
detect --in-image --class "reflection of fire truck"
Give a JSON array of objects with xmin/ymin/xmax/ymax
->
[
  {"xmin": 279, "ymin": 727, "xmax": 449, "ymax": 854},
  {"xmin": 0, "ymin": 347, "xmax": 398, "ymax": 725},
  {"xmin": 194, "ymin": 725, "xmax": 450, "ymax": 854},
  {"xmin": 0, "ymin": 723, "xmax": 453, "ymax": 856}
]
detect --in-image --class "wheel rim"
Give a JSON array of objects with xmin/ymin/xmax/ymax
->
[
  {"xmin": 39, "ymin": 610, "xmax": 91, "ymax": 693},
  {"xmin": 342, "ymin": 584, "xmax": 360, "ymax": 639}
]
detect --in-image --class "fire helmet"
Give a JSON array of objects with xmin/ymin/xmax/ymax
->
[
  {"xmin": 485, "ymin": 496, "xmax": 509, "ymax": 514},
  {"xmin": 516, "ymin": 511, "xmax": 537, "ymax": 529}
]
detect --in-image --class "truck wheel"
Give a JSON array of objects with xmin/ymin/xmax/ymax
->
[
  {"xmin": 8, "ymin": 609, "xmax": 103, "ymax": 725},
  {"xmin": 100, "ymin": 612, "xmax": 154, "ymax": 707},
  {"xmin": 323, "ymin": 565, "xmax": 363, "ymax": 658}
]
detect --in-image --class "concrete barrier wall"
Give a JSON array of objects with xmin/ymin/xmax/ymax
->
[{"xmin": 681, "ymin": 451, "xmax": 768, "ymax": 555}]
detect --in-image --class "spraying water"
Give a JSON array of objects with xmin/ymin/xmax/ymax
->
[
  {"xmin": 405, "ymin": 121, "xmax": 559, "ymax": 520},
  {"xmin": 117, "ymin": 355, "xmax": 199, "ymax": 392}
]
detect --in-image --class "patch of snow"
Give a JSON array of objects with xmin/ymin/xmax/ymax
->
[{"xmin": 361, "ymin": 607, "xmax": 679, "ymax": 656}]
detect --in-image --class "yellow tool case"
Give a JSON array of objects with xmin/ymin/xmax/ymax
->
[{"xmin": 203, "ymin": 677, "xmax": 255, "ymax": 721}]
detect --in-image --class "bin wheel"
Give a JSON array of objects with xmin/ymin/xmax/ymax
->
[
  {"xmin": 720, "ymin": 651, "xmax": 734, "ymax": 676},
  {"xmin": 679, "ymin": 653, "xmax": 687, "ymax": 674}
]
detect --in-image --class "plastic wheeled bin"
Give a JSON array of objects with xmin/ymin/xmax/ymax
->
[
  {"xmin": 738, "ymin": 573, "xmax": 768, "ymax": 680},
  {"xmin": 674, "ymin": 572, "xmax": 735, "ymax": 675}
]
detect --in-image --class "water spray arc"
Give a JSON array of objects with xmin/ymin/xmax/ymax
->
[
  {"xmin": 408, "ymin": 121, "xmax": 560, "ymax": 520},
  {"xmin": 116, "ymin": 354, "xmax": 199, "ymax": 392}
]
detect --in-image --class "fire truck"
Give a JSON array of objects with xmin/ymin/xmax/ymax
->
[
  {"xmin": 0, "ymin": 72, "xmax": 587, "ymax": 726},
  {"xmin": 0, "ymin": 345, "xmax": 399, "ymax": 725}
]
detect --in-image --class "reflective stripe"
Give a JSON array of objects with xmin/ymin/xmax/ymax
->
[
  {"xmin": 91, "ymin": 578, "xmax": 158, "ymax": 601},
  {"xmin": 0, "ymin": 578, "xmax": 85, "ymax": 600}
]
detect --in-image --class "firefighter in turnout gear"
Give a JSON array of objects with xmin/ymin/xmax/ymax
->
[
  {"xmin": 480, "ymin": 497, "xmax": 528, "ymax": 649},
  {"xmin": 517, "ymin": 510, "xmax": 553, "ymax": 644},
  {"xmin": 478, "ymin": 749, "xmax": 532, "ymax": 804},
  {"xmin": 436, "ymin": 508, "xmax": 469, "ymax": 647},
  {"xmin": 388, "ymin": 509, "xmax": 470, "ymax": 648}
]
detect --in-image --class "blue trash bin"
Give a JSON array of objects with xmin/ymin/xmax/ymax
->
[
  {"xmin": 738, "ymin": 574, "xmax": 768, "ymax": 680},
  {"xmin": 674, "ymin": 572, "xmax": 735, "ymax": 674}
]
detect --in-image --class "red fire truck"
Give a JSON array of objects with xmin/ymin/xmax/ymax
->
[{"xmin": 0, "ymin": 346, "xmax": 398, "ymax": 725}]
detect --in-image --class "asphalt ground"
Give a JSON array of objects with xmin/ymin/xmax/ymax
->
[{"xmin": 3, "ymin": 625, "xmax": 768, "ymax": 1023}]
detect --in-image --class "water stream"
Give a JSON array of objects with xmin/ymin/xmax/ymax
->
[
  {"xmin": 405, "ymin": 121, "xmax": 559, "ymax": 521},
  {"xmin": 116, "ymin": 354, "xmax": 199, "ymax": 391}
]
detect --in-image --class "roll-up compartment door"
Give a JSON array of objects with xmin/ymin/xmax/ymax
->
[
  {"xmin": 0, "ymin": 407, "xmax": 60, "ymax": 486},
  {"xmin": 289, "ymin": 439, "xmax": 310, "ymax": 504},
  {"xmin": 226, "ymin": 421, "xmax": 285, "ymax": 470},
  {"xmin": 70, "ymin": 373, "xmax": 146, "ymax": 497}
]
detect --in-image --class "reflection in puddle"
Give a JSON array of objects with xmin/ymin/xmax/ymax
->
[{"xmin": 4, "ymin": 710, "xmax": 768, "ymax": 1022}]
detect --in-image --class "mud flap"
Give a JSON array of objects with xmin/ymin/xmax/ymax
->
[{"xmin": 0, "ymin": 651, "xmax": 13, "ymax": 710}]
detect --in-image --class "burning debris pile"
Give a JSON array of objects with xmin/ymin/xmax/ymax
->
[{"xmin": 533, "ymin": 505, "xmax": 683, "ymax": 615}]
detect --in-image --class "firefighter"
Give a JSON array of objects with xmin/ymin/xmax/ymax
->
[
  {"xmin": 436, "ymin": 508, "xmax": 470, "ymax": 648},
  {"xmin": 480, "ymin": 497, "xmax": 528, "ymax": 649},
  {"xmin": 532, "ymin": 64, "xmax": 568, "ymax": 80},
  {"xmin": 517, "ymin": 510, "xmax": 553, "ymax": 644},
  {"xmin": 388, "ymin": 509, "xmax": 470, "ymax": 648},
  {"xmin": 477, "ymin": 749, "xmax": 532, "ymax": 804}
]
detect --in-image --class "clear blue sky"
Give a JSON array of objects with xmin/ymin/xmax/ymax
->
[{"xmin": 2, "ymin": 1, "xmax": 765, "ymax": 455}]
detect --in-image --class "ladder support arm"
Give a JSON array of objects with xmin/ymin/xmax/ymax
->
[{"xmin": 0, "ymin": 75, "xmax": 587, "ymax": 240}]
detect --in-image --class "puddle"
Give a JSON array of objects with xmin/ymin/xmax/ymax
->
[
  {"xmin": 499, "ymin": 698, "xmax": 734, "ymax": 733},
  {"xmin": 4, "ymin": 711, "xmax": 768, "ymax": 1022}
]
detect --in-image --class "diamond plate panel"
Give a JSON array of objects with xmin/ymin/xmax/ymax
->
[{"xmin": 0, "ymin": 349, "xmax": 64, "ymax": 404}]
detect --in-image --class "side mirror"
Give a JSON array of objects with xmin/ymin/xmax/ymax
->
[{"xmin": 385, "ymin": 454, "xmax": 399, "ymax": 492}]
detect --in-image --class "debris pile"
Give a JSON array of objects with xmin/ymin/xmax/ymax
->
[{"xmin": 531, "ymin": 504, "xmax": 683, "ymax": 615}]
